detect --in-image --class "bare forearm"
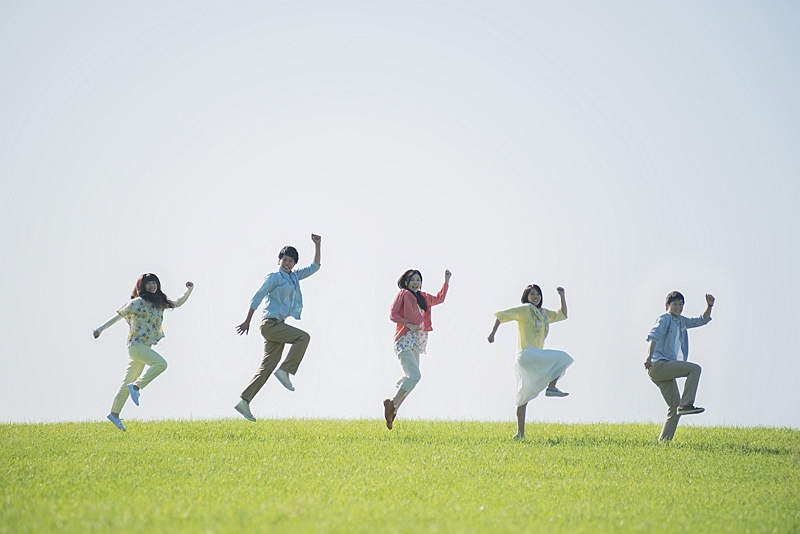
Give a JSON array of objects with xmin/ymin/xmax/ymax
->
[
  {"xmin": 703, "ymin": 305, "xmax": 712, "ymax": 321},
  {"xmin": 490, "ymin": 319, "xmax": 500, "ymax": 336},
  {"xmin": 560, "ymin": 295, "xmax": 568, "ymax": 318},
  {"xmin": 314, "ymin": 243, "xmax": 321, "ymax": 265},
  {"xmin": 487, "ymin": 319, "xmax": 501, "ymax": 342}
]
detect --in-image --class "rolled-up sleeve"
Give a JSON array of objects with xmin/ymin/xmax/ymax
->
[
  {"xmin": 646, "ymin": 315, "xmax": 668, "ymax": 342},
  {"xmin": 294, "ymin": 262, "xmax": 320, "ymax": 281},
  {"xmin": 250, "ymin": 274, "xmax": 278, "ymax": 310},
  {"xmin": 685, "ymin": 315, "xmax": 711, "ymax": 329},
  {"xmin": 495, "ymin": 305, "xmax": 525, "ymax": 323}
]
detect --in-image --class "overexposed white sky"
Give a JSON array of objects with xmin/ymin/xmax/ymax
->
[{"xmin": 1, "ymin": 1, "xmax": 798, "ymax": 428}]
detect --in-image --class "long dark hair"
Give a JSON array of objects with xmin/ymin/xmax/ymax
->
[
  {"xmin": 131, "ymin": 273, "xmax": 175, "ymax": 309},
  {"xmin": 397, "ymin": 269, "xmax": 428, "ymax": 312},
  {"xmin": 521, "ymin": 284, "xmax": 543, "ymax": 308}
]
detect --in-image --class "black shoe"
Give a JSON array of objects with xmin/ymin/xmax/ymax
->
[{"xmin": 677, "ymin": 405, "xmax": 705, "ymax": 415}]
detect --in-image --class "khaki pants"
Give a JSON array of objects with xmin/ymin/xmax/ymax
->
[
  {"xmin": 240, "ymin": 319, "xmax": 311, "ymax": 402},
  {"xmin": 111, "ymin": 344, "xmax": 168, "ymax": 414},
  {"xmin": 648, "ymin": 360, "xmax": 702, "ymax": 441}
]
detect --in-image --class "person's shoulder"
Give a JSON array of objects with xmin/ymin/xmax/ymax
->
[{"xmin": 125, "ymin": 297, "xmax": 147, "ymax": 310}]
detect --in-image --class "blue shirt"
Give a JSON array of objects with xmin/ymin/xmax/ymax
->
[
  {"xmin": 646, "ymin": 313, "xmax": 711, "ymax": 362},
  {"xmin": 250, "ymin": 263, "xmax": 320, "ymax": 321}
]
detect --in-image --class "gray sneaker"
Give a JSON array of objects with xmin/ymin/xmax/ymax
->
[
  {"xmin": 274, "ymin": 369, "xmax": 295, "ymax": 391},
  {"xmin": 545, "ymin": 387, "xmax": 569, "ymax": 397},
  {"xmin": 234, "ymin": 400, "xmax": 256, "ymax": 422}
]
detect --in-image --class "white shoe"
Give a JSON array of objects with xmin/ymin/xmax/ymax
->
[
  {"xmin": 545, "ymin": 387, "xmax": 569, "ymax": 397},
  {"xmin": 128, "ymin": 384, "xmax": 140, "ymax": 406},
  {"xmin": 274, "ymin": 369, "xmax": 295, "ymax": 391},
  {"xmin": 107, "ymin": 413, "xmax": 126, "ymax": 431},
  {"xmin": 234, "ymin": 399, "xmax": 256, "ymax": 422}
]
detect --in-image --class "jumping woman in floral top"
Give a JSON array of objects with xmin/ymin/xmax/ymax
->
[
  {"xmin": 93, "ymin": 273, "xmax": 193, "ymax": 431},
  {"xmin": 384, "ymin": 268, "xmax": 451, "ymax": 429}
]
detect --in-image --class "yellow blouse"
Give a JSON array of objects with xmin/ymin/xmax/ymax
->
[{"xmin": 495, "ymin": 304, "xmax": 566, "ymax": 352}]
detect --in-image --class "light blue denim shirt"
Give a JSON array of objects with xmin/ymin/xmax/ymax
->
[
  {"xmin": 646, "ymin": 313, "xmax": 711, "ymax": 362},
  {"xmin": 250, "ymin": 263, "xmax": 320, "ymax": 321}
]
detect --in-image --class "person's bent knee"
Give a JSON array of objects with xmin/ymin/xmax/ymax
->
[
  {"xmin": 405, "ymin": 373, "xmax": 421, "ymax": 390},
  {"xmin": 297, "ymin": 331, "xmax": 311, "ymax": 344}
]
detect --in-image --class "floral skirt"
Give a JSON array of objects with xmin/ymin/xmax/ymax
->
[{"xmin": 394, "ymin": 330, "xmax": 429, "ymax": 355}]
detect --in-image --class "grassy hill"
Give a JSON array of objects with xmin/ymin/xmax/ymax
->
[{"xmin": 2, "ymin": 419, "xmax": 798, "ymax": 533}]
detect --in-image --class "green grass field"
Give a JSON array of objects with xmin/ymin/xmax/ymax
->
[{"xmin": 2, "ymin": 419, "xmax": 798, "ymax": 533}]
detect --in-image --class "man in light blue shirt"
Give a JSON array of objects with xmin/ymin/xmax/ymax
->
[
  {"xmin": 644, "ymin": 291, "xmax": 715, "ymax": 441},
  {"xmin": 233, "ymin": 234, "xmax": 322, "ymax": 422}
]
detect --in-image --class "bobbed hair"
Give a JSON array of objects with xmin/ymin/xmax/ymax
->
[
  {"xmin": 397, "ymin": 269, "xmax": 428, "ymax": 312},
  {"xmin": 131, "ymin": 273, "xmax": 174, "ymax": 309},
  {"xmin": 665, "ymin": 291, "xmax": 685, "ymax": 309},
  {"xmin": 521, "ymin": 284, "xmax": 543, "ymax": 308},
  {"xmin": 278, "ymin": 246, "xmax": 299, "ymax": 263}
]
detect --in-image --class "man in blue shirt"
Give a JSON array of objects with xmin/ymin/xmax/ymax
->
[
  {"xmin": 645, "ymin": 290, "xmax": 715, "ymax": 441},
  {"xmin": 234, "ymin": 234, "xmax": 322, "ymax": 422}
]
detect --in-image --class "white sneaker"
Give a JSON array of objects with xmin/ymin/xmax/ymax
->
[
  {"xmin": 545, "ymin": 387, "xmax": 569, "ymax": 397},
  {"xmin": 128, "ymin": 384, "xmax": 140, "ymax": 406},
  {"xmin": 234, "ymin": 399, "xmax": 256, "ymax": 422},
  {"xmin": 107, "ymin": 413, "xmax": 126, "ymax": 431},
  {"xmin": 274, "ymin": 369, "xmax": 295, "ymax": 391}
]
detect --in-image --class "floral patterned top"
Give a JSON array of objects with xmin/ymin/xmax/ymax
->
[
  {"xmin": 95, "ymin": 286, "xmax": 193, "ymax": 347},
  {"xmin": 118, "ymin": 298, "xmax": 168, "ymax": 347}
]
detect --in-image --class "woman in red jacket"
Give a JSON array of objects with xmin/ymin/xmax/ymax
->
[{"xmin": 383, "ymin": 268, "xmax": 451, "ymax": 429}]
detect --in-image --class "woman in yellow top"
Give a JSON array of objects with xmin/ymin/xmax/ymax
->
[{"xmin": 487, "ymin": 284, "xmax": 573, "ymax": 439}]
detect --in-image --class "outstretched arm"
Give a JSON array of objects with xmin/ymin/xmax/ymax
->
[
  {"xmin": 487, "ymin": 319, "xmax": 501, "ymax": 343},
  {"xmin": 557, "ymin": 287, "xmax": 567, "ymax": 318},
  {"xmin": 93, "ymin": 313, "xmax": 123, "ymax": 338},
  {"xmin": 236, "ymin": 308, "xmax": 256, "ymax": 336}
]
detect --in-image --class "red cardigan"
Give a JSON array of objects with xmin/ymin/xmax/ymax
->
[{"xmin": 389, "ymin": 283, "xmax": 449, "ymax": 342}]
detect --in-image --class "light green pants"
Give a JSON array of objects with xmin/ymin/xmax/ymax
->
[{"xmin": 111, "ymin": 344, "xmax": 168, "ymax": 414}]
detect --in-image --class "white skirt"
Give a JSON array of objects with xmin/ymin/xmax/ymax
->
[{"xmin": 515, "ymin": 347, "xmax": 574, "ymax": 406}]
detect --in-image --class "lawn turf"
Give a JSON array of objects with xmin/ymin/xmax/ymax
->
[{"xmin": 2, "ymin": 420, "xmax": 799, "ymax": 533}]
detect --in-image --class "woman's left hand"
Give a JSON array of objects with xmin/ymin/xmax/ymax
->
[
  {"xmin": 556, "ymin": 286, "xmax": 565, "ymax": 295},
  {"xmin": 444, "ymin": 269, "xmax": 452, "ymax": 283},
  {"xmin": 186, "ymin": 281, "xmax": 194, "ymax": 288}
]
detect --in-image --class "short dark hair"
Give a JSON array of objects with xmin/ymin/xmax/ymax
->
[
  {"xmin": 521, "ymin": 284, "xmax": 543, "ymax": 308},
  {"xmin": 665, "ymin": 291, "xmax": 685, "ymax": 308},
  {"xmin": 279, "ymin": 246, "xmax": 299, "ymax": 263}
]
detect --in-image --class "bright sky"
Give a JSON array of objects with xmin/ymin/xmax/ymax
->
[{"xmin": 1, "ymin": 1, "xmax": 798, "ymax": 429}]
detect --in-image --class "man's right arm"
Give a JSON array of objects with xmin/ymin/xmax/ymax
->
[{"xmin": 644, "ymin": 340, "xmax": 656, "ymax": 370}]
